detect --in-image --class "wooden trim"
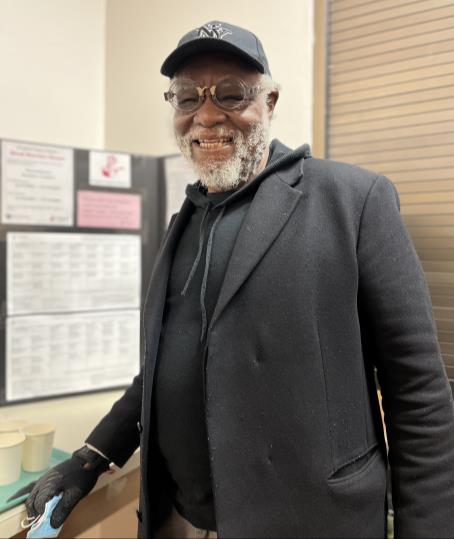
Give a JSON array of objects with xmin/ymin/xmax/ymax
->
[
  {"xmin": 401, "ymin": 203, "xmax": 454, "ymax": 216},
  {"xmin": 435, "ymin": 300, "xmax": 454, "ymax": 311},
  {"xmin": 331, "ymin": 85, "xmax": 454, "ymax": 116},
  {"xmin": 312, "ymin": 0, "xmax": 328, "ymax": 158},
  {"xmin": 328, "ymin": 121, "xmax": 454, "ymax": 146},
  {"xmin": 329, "ymin": 110, "xmax": 454, "ymax": 136},
  {"xmin": 331, "ymin": 16, "xmax": 454, "ymax": 52},
  {"xmin": 331, "ymin": 50, "xmax": 454, "ymax": 86},
  {"xmin": 331, "ymin": 27, "xmax": 454, "ymax": 64},
  {"xmin": 330, "ymin": 38, "xmax": 454, "ymax": 74},
  {"xmin": 332, "ymin": 2, "xmax": 454, "ymax": 38},
  {"xmin": 404, "ymin": 215, "xmax": 454, "ymax": 227},
  {"xmin": 331, "ymin": 146, "xmax": 453, "ymax": 166},
  {"xmin": 413, "ymin": 223, "xmax": 454, "ymax": 236},
  {"xmin": 330, "ymin": 131, "xmax": 454, "ymax": 156},
  {"xmin": 330, "ymin": 63, "xmax": 454, "ymax": 96},
  {"xmin": 387, "ymin": 169, "xmax": 454, "ymax": 182},
  {"xmin": 402, "ymin": 190, "xmax": 454, "ymax": 204},
  {"xmin": 332, "ymin": 0, "xmax": 413, "ymax": 17},
  {"xmin": 331, "ymin": 73, "xmax": 454, "ymax": 104},
  {"xmin": 432, "ymin": 319, "xmax": 454, "ymax": 331},
  {"xmin": 330, "ymin": 98, "xmax": 454, "ymax": 127}
]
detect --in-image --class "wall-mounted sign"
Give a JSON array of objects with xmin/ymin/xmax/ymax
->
[
  {"xmin": 89, "ymin": 151, "xmax": 131, "ymax": 189},
  {"xmin": 1, "ymin": 140, "xmax": 73, "ymax": 226}
]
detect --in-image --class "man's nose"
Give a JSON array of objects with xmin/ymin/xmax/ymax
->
[{"xmin": 193, "ymin": 94, "xmax": 227, "ymax": 127}]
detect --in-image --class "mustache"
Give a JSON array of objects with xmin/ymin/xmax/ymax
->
[{"xmin": 180, "ymin": 127, "xmax": 238, "ymax": 143}]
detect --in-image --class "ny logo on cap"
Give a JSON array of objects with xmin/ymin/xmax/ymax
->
[{"xmin": 197, "ymin": 23, "xmax": 232, "ymax": 40}]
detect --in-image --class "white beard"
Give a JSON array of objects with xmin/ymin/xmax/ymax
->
[{"xmin": 175, "ymin": 121, "xmax": 270, "ymax": 192}]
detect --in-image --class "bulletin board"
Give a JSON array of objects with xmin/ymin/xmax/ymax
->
[{"xmin": 0, "ymin": 138, "xmax": 172, "ymax": 406}]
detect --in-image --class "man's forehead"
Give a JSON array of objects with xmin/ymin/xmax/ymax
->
[{"xmin": 174, "ymin": 51, "xmax": 261, "ymax": 80}]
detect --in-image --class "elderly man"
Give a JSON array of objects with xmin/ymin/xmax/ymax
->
[{"xmin": 13, "ymin": 21, "xmax": 454, "ymax": 539}]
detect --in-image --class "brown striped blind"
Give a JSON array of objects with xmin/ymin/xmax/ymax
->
[{"xmin": 326, "ymin": 0, "xmax": 454, "ymax": 391}]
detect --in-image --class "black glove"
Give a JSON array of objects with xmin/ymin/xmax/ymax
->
[{"xmin": 8, "ymin": 446, "xmax": 110, "ymax": 528}]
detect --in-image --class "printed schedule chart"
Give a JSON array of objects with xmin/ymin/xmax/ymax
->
[{"xmin": 0, "ymin": 138, "xmax": 165, "ymax": 404}]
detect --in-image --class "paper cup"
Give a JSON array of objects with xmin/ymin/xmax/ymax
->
[
  {"xmin": 0, "ymin": 419, "xmax": 28, "ymax": 433},
  {"xmin": 0, "ymin": 432, "xmax": 25, "ymax": 485},
  {"xmin": 21, "ymin": 423, "xmax": 55, "ymax": 473}
]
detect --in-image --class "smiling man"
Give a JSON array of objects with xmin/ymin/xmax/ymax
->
[
  {"xmin": 170, "ymin": 51, "xmax": 277, "ymax": 193},
  {"xmin": 14, "ymin": 20, "xmax": 454, "ymax": 539}
]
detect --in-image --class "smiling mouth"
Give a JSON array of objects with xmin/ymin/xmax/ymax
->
[{"xmin": 193, "ymin": 137, "xmax": 234, "ymax": 149}]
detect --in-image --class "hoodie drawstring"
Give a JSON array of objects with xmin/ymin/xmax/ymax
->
[
  {"xmin": 180, "ymin": 200, "xmax": 227, "ymax": 342},
  {"xmin": 199, "ymin": 205, "xmax": 226, "ymax": 342},
  {"xmin": 180, "ymin": 203, "xmax": 211, "ymax": 297}
]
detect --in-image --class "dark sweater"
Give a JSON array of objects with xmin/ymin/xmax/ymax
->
[{"xmin": 152, "ymin": 140, "xmax": 292, "ymax": 530}]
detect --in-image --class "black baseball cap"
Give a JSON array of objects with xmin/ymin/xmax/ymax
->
[{"xmin": 161, "ymin": 21, "xmax": 271, "ymax": 78}]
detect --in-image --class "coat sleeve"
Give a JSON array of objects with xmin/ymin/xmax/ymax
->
[
  {"xmin": 356, "ymin": 174, "xmax": 454, "ymax": 538},
  {"xmin": 84, "ymin": 367, "xmax": 143, "ymax": 467}
]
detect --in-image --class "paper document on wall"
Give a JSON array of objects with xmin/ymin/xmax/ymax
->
[
  {"xmin": 89, "ymin": 151, "xmax": 131, "ymax": 188},
  {"xmin": 7, "ymin": 232, "xmax": 141, "ymax": 315},
  {"xmin": 1, "ymin": 140, "xmax": 73, "ymax": 226},
  {"xmin": 6, "ymin": 310, "xmax": 140, "ymax": 401},
  {"xmin": 163, "ymin": 155, "xmax": 197, "ymax": 224},
  {"xmin": 77, "ymin": 190, "xmax": 141, "ymax": 230}
]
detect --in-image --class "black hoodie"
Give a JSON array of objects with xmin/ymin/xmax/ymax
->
[{"xmin": 152, "ymin": 139, "xmax": 310, "ymax": 530}]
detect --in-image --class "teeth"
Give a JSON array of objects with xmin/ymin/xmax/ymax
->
[{"xmin": 197, "ymin": 139, "xmax": 231, "ymax": 149}]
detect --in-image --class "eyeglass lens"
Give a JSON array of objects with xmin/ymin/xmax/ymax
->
[{"xmin": 172, "ymin": 79, "xmax": 247, "ymax": 112}]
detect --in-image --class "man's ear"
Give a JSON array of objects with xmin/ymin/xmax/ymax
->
[{"xmin": 266, "ymin": 91, "xmax": 279, "ymax": 117}]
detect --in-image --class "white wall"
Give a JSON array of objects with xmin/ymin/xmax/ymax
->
[
  {"xmin": 0, "ymin": 0, "xmax": 105, "ymax": 149},
  {"xmin": 105, "ymin": 0, "xmax": 314, "ymax": 155},
  {"xmin": 0, "ymin": 1, "xmax": 313, "ymax": 154}
]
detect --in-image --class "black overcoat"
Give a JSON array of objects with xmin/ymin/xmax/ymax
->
[{"xmin": 87, "ymin": 148, "xmax": 454, "ymax": 538}]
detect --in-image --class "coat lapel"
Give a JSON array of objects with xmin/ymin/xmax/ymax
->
[
  {"xmin": 143, "ymin": 148, "xmax": 308, "ymax": 356},
  {"xmin": 142, "ymin": 198, "xmax": 192, "ymax": 370},
  {"xmin": 139, "ymin": 204, "xmax": 193, "ymax": 534},
  {"xmin": 209, "ymin": 168, "xmax": 305, "ymax": 331}
]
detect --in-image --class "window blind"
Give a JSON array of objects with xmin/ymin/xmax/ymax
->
[{"xmin": 326, "ymin": 0, "xmax": 454, "ymax": 390}]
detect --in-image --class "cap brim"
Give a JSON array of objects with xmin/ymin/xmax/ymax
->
[{"xmin": 160, "ymin": 39, "xmax": 265, "ymax": 77}]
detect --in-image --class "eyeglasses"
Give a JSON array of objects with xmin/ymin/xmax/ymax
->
[{"xmin": 164, "ymin": 76, "xmax": 264, "ymax": 113}]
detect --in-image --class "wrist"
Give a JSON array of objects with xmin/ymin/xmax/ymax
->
[
  {"xmin": 85, "ymin": 443, "xmax": 110, "ymax": 461},
  {"xmin": 73, "ymin": 446, "xmax": 111, "ymax": 473}
]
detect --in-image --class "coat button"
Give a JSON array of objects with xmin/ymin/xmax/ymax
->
[
  {"xmin": 136, "ymin": 509, "xmax": 142, "ymax": 522},
  {"xmin": 137, "ymin": 421, "xmax": 143, "ymax": 433}
]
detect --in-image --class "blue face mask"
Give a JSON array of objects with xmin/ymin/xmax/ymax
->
[{"xmin": 22, "ymin": 494, "xmax": 63, "ymax": 539}]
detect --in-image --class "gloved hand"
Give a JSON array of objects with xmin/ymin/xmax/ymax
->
[{"xmin": 8, "ymin": 446, "xmax": 110, "ymax": 528}]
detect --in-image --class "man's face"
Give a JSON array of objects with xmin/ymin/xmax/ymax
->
[{"xmin": 172, "ymin": 52, "xmax": 277, "ymax": 192}]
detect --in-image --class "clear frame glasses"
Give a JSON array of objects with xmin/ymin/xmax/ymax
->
[{"xmin": 164, "ymin": 76, "xmax": 264, "ymax": 113}]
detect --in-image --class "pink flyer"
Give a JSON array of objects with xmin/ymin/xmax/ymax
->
[{"xmin": 77, "ymin": 191, "xmax": 141, "ymax": 230}]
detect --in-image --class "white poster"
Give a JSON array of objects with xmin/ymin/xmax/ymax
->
[
  {"xmin": 6, "ymin": 310, "xmax": 140, "ymax": 401},
  {"xmin": 7, "ymin": 232, "xmax": 141, "ymax": 315},
  {"xmin": 164, "ymin": 155, "xmax": 197, "ymax": 224},
  {"xmin": 1, "ymin": 140, "xmax": 73, "ymax": 226},
  {"xmin": 89, "ymin": 151, "xmax": 131, "ymax": 188}
]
